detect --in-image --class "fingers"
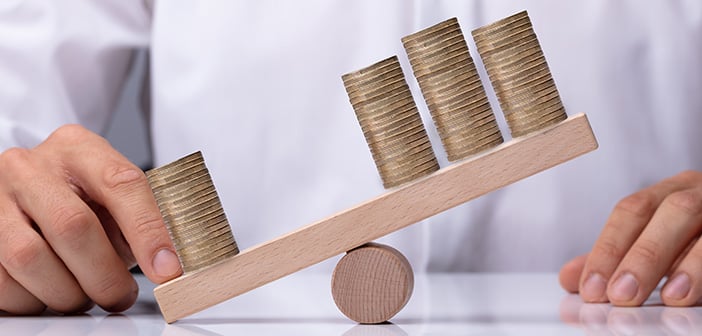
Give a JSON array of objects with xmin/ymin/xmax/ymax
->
[
  {"xmin": 580, "ymin": 170, "xmax": 702, "ymax": 306},
  {"xmin": 0, "ymin": 147, "xmax": 137, "ymax": 312},
  {"xmin": 78, "ymin": 163, "xmax": 182, "ymax": 283},
  {"xmin": 662, "ymin": 230, "xmax": 702, "ymax": 306},
  {"xmin": 579, "ymin": 174, "xmax": 692, "ymax": 303},
  {"xmin": 559, "ymin": 254, "xmax": 587, "ymax": 293},
  {"xmin": 38, "ymin": 125, "xmax": 181, "ymax": 283},
  {"xmin": 0, "ymin": 265, "xmax": 45, "ymax": 314},
  {"xmin": 606, "ymin": 188, "xmax": 702, "ymax": 305},
  {"xmin": 9, "ymin": 171, "xmax": 138, "ymax": 312},
  {"xmin": 91, "ymin": 202, "xmax": 137, "ymax": 269},
  {"xmin": 0, "ymin": 125, "xmax": 174, "ymax": 315},
  {"xmin": 0, "ymin": 197, "xmax": 90, "ymax": 313},
  {"xmin": 579, "ymin": 181, "xmax": 680, "ymax": 302}
]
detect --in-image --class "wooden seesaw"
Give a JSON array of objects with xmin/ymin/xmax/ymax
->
[{"xmin": 145, "ymin": 11, "xmax": 598, "ymax": 324}]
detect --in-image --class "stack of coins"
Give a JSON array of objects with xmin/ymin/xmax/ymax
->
[
  {"xmin": 471, "ymin": 11, "xmax": 567, "ymax": 138},
  {"xmin": 402, "ymin": 18, "xmax": 503, "ymax": 161},
  {"xmin": 342, "ymin": 56, "xmax": 440, "ymax": 188},
  {"xmin": 146, "ymin": 151, "xmax": 239, "ymax": 273}
]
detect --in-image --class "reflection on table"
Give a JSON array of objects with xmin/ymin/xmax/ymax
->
[{"xmin": 1, "ymin": 273, "xmax": 701, "ymax": 335}]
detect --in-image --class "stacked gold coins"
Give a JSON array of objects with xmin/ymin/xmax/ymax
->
[
  {"xmin": 402, "ymin": 18, "xmax": 503, "ymax": 161},
  {"xmin": 342, "ymin": 56, "xmax": 440, "ymax": 188},
  {"xmin": 471, "ymin": 11, "xmax": 566, "ymax": 138},
  {"xmin": 146, "ymin": 151, "xmax": 239, "ymax": 273}
]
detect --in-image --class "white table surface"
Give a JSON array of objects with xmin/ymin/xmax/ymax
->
[{"xmin": 2, "ymin": 272, "xmax": 700, "ymax": 335}]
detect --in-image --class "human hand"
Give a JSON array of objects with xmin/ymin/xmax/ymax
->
[
  {"xmin": 560, "ymin": 170, "xmax": 702, "ymax": 306},
  {"xmin": 0, "ymin": 125, "xmax": 182, "ymax": 314}
]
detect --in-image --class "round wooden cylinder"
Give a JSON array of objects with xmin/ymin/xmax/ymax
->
[{"xmin": 331, "ymin": 242, "xmax": 414, "ymax": 324}]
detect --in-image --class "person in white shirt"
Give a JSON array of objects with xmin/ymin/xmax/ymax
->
[{"xmin": 0, "ymin": 0, "xmax": 700, "ymax": 314}]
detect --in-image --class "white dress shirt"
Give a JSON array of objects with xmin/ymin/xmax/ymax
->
[{"xmin": 0, "ymin": 0, "xmax": 700, "ymax": 272}]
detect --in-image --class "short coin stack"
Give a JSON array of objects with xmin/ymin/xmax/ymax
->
[
  {"xmin": 146, "ymin": 151, "xmax": 239, "ymax": 273},
  {"xmin": 402, "ymin": 18, "xmax": 503, "ymax": 161},
  {"xmin": 342, "ymin": 56, "xmax": 440, "ymax": 189},
  {"xmin": 472, "ymin": 11, "xmax": 566, "ymax": 138}
]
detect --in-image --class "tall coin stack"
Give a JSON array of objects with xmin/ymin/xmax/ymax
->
[
  {"xmin": 471, "ymin": 11, "xmax": 566, "ymax": 138},
  {"xmin": 402, "ymin": 18, "xmax": 503, "ymax": 161},
  {"xmin": 342, "ymin": 56, "xmax": 440, "ymax": 188},
  {"xmin": 146, "ymin": 151, "xmax": 239, "ymax": 273}
]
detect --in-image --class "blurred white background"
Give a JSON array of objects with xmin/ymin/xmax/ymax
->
[{"xmin": 103, "ymin": 51, "xmax": 152, "ymax": 170}]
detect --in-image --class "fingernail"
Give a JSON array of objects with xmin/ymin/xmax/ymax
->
[
  {"xmin": 153, "ymin": 249, "xmax": 182, "ymax": 279},
  {"xmin": 610, "ymin": 272, "xmax": 639, "ymax": 302},
  {"xmin": 582, "ymin": 273, "xmax": 607, "ymax": 302},
  {"xmin": 663, "ymin": 273, "xmax": 691, "ymax": 300}
]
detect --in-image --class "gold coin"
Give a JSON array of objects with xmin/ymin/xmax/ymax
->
[
  {"xmin": 403, "ymin": 17, "xmax": 501, "ymax": 162},
  {"xmin": 472, "ymin": 11, "xmax": 567, "ymax": 138},
  {"xmin": 343, "ymin": 56, "xmax": 439, "ymax": 189},
  {"xmin": 146, "ymin": 151, "xmax": 240, "ymax": 273},
  {"xmin": 471, "ymin": 11, "xmax": 530, "ymax": 43},
  {"xmin": 402, "ymin": 17, "xmax": 461, "ymax": 45}
]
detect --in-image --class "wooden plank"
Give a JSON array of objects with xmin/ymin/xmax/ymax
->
[{"xmin": 154, "ymin": 113, "xmax": 598, "ymax": 323}]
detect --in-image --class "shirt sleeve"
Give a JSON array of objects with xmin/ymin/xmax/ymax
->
[{"xmin": 0, "ymin": 0, "xmax": 151, "ymax": 151}]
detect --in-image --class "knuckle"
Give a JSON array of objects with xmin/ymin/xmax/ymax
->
[
  {"xmin": 97, "ymin": 282, "xmax": 137, "ymax": 312},
  {"xmin": 601, "ymin": 216, "xmax": 630, "ymax": 236},
  {"xmin": 133, "ymin": 210, "xmax": 166, "ymax": 238},
  {"xmin": 50, "ymin": 206, "xmax": 94, "ymax": 241},
  {"xmin": 3, "ymin": 234, "xmax": 43, "ymax": 270},
  {"xmin": 103, "ymin": 164, "xmax": 147, "ymax": 193},
  {"xmin": 0, "ymin": 147, "xmax": 30, "ymax": 164},
  {"xmin": 631, "ymin": 238, "xmax": 664, "ymax": 268},
  {"xmin": 676, "ymin": 170, "xmax": 702, "ymax": 183},
  {"xmin": 47, "ymin": 124, "xmax": 92, "ymax": 145},
  {"xmin": 593, "ymin": 238, "xmax": 626, "ymax": 261},
  {"xmin": 0, "ymin": 147, "xmax": 32, "ymax": 173},
  {"xmin": 91, "ymin": 275, "xmax": 132, "ymax": 308},
  {"xmin": 615, "ymin": 192, "xmax": 657, "ymax": 218},
  {"xmin": 94, "ymin": 274, "xmax": 125, "ymax": 295},
  {"xmin": 664, "ymin": 190, "xmax": 702, "ymax": 216}
]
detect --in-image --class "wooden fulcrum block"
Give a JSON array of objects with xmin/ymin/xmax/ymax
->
[{"xmin": 331, "ymin": 243, "xmax": 413, "ymax": 324}]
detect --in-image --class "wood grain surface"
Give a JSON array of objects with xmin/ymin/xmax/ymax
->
[
  {"xmin": 154, "ymin": 113, "xmax": 597, "ymax": 323},
  {"xmin": 331, "ymin": 243, "xmax": 413, "ymax": 324}
]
